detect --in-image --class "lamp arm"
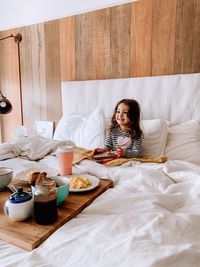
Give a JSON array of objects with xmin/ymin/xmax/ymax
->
[
  {"xmin": 0, "ymin": 33, "xmax": 22, "ymax": 43},
  {"xmin": 0, "ymin": 90, "xmax": 4, "ymax": 98},
  {"xmin": 0, "ymin": 34, "xmax": 13, "ymax": 41}
]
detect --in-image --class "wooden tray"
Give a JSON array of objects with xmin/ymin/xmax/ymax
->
[{"xmin": 0, "ymin": 178, "xmax": 113, "ymax": 251}]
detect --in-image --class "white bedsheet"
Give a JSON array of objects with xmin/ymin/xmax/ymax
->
[
  {"xmin": 0, "ymin": 135, "xmax": 75, "ymax": 161},
  {"xmin": 0, "ymin": 155, "xmax": 200, "ymax": 267}
]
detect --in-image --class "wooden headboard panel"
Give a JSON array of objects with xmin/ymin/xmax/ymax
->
[{"xmin": 61, "ymin": 73, "xmax": 200, "ymax": 125}]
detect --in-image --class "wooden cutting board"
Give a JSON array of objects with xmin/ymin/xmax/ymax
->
[{"xmin": 0, "ymin": 178, "xmax": 113, "ymax": 251}]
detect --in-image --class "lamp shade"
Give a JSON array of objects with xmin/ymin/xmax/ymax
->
[{"xmin": 0, "ymin": 91, "xmax": 13, "ymax": 114}]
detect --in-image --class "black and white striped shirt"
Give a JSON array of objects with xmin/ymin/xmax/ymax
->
[{"xmin": 105, "ymin": 126, "xmax": 143, "ymax": 158}]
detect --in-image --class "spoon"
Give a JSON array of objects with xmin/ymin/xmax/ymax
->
[{"xmin": 7, "ymin": 184, "xmax": 17, "ymax": 193}]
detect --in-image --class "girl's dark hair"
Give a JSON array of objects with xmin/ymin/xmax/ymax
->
[{"xmin": 110, "ymin": 98, "xmax": 143, "ymax": 139}]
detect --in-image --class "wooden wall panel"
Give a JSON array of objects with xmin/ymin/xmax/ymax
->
[
  {"xmin": 130, "ymin": 0, "xmax": 152, "ymax": 77},
  {"xmin": 44, "ymin": 21, "xmax": 62, "ymax": 124},
  {"xmin": 152, "ymin": 0, "xmax": 177, "ymax": 76},
  {"xmin": 91, "ymin": 8, "xmax": 111, "ymax": 80},
  {"xmin": 75, "ymin": 13, "xmax": 92, "ymax": 80},
  {"xmin": 20, "ymin": 24, "xmax": 47, "ymax": 134},
  {"xmin": 175, "ymin": 0, "xmax": 200, "ymax": 74},
  {"xmin": 20, "ymin": 26, "xmax": 34, "ymax": 132},
  {"xmin": 59, "ymin": 17, "xmax": 75, "ymax": 81},
  {"xmin": 110, "ymin": 4, "xmax": 131, "ymax": 78},
  {"xmin": 30, "ymin": 25, "xmax": 47, "ymax": 120}
]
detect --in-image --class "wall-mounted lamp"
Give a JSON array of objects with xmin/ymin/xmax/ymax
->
[
  {"xmin": 0, "ymin": 33, "xmax": 23, "ymax": 123},
  {"xmin": 0, "ymin": 90, "xmax": 13, "ymax": 114}
]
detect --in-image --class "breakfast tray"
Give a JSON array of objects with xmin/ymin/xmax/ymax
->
[{"xmin": 0, "ymin": 178, "xmax": 113, "ymax": 251}]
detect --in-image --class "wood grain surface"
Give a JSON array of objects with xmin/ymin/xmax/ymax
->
[
  {"xmin": 91, "ymin": 8, "xmax": 111, "ymax": 80},
  {"xmin": 152, "ymin": 0, "xmax": 177, "ymax": 76},
  {"xmin": 75, "ymin": 13, "xmax": 92, "ymax": 80},
  {"xmin": 130, "ymin": 0, "xmax": 152, "ymax": 77},
  {"xmin": 59, "ymin": 16, "xmax": 76, "ymax": 81},
  {"xmin": 110, "ymin": 4, "xmax": 131, "ymax": 78},
  {"xmin": 0, "ymin": 179, "xmax": 113, "ymax": 251},
  {"xmin": 175, "ymin": 0, "xmax": 200, "ymax": 74}
]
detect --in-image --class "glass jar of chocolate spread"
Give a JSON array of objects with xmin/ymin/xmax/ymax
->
[{"xmin": 34, "ymin": 180, "xmax": 58, "ymax": 225}]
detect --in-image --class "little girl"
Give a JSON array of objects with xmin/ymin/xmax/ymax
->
[{"xmin": 93, "ymin": 98, "xmax": 143, "ymax": 158}]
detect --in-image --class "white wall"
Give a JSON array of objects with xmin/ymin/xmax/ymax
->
[{"xmin": 0, "ymin": 0, "xmax": 137, "ymax": 31}]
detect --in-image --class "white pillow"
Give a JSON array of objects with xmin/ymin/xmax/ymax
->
[
  {"xmin": 141, "ymin": 119, "xmax": 169, "ymax": 157},
  {"xmin": 53, "ymin": 106, "xmax": 105, "ymax": 149},
  {"xmin": 165, "ymin": 120, "xmax": 200, "ymax": 164}
]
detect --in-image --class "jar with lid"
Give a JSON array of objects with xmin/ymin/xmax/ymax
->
[
  {"xmin": 33, "ymin": 180, "xmax": 58, "ymax": 225},
  {"xmin": 4, "ymin": 187, "xmax": 33, "ymax": 221}
]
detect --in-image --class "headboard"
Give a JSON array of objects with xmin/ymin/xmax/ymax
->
[{"xmin": 61, "ymin": 73, "xmax": 200, "ymax": 125}]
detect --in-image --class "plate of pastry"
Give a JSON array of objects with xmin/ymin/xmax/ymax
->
[
  {"xmin": 15, "ymin": 167, "xmax": 59, "ymax": 181},
  {"xmin": 68, "ymin": 174, "xmax": 100, "ymax": 192}
]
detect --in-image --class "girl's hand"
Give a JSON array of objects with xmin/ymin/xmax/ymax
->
[
  {"xmin": 92, "ymin": 147, "xmax": 107, "ymax": 156},
  {"xmin": 115, "ymin": 146, "xmax": 126, "ymax": 158}
]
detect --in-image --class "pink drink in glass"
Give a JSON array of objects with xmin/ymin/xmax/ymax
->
[{"xmin": 56, "ymin": 146, "xmax": 73, "ymax": 176}]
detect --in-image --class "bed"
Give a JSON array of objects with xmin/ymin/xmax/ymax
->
[{"xmin": 0, "ymin": 73, "xmax": 200, "ymax": 267}]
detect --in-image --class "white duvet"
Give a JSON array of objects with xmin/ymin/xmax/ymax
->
[{"xmin": 0, "ymin": 139, "xmax": 200, "ymax": 267}]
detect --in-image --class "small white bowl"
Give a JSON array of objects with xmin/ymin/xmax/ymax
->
[{"xmin": 0, "ymin": 167, "xmax": 13, "ymax": 191}]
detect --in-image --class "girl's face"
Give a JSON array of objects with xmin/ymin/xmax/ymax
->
[{"xmin": 115, "ymin": 103, "xmax": 130, "ymax": 128}]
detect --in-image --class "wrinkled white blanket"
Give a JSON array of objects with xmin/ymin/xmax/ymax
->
[
  {"xmin": 0, "ymin": 136, "xmax": 75, "ymax": 161},
  {"xmin": 0, "ymin": 152, "xmax": 200, "ymax": 267}
]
